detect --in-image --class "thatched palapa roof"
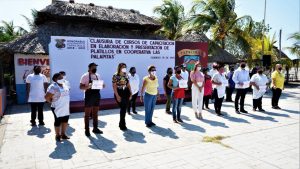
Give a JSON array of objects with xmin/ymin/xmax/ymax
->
[
  {"xmin": 35, "ymin": 1, "xmax": 161, "ymax": 30},
  {"xmin": 2, "ymin": 1, "xmax": 163, "ymax": 55},
  {"xmin": 177, "ymin": 32, "xmax": 238, "ymax": 64}
]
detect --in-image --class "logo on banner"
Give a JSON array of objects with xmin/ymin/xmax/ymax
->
[
  {"xmin": 177, "ymin": 49, "xmax": 206, "ymax": 71},
  {"xmin": 55, "ymin": 39, "xmax": 66, "ymax": 49}
]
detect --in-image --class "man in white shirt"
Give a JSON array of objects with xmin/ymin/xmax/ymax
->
[
  {"xmin": 180, "ymin": 64, "xmax": 189, "ymax": 81},
  {"xmin": 26, "ymin": 65, "xmax": 48, "ymax": 126},
  {"xmin": 127, "ymin": 67, "xmax": 139, "ymax": 114},
  {"xmin": 208, "ymin": 62, "xmax": 218, "ymax": 77},
  {"xmin": 180, "ymin": 64, "xmax": 189, "ymax": 105},
  {"xmin": 250, "ymin": 66, "xmax": 268, "ymax": 112},
  {"xmin": 80, "ymin": 63, "xmax": 105, "ymax": 137},
  {"xmin": 232, "ymin": 60, "xmax": 250, "ymax": 114}
]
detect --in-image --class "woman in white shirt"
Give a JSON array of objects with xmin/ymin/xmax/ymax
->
[
  {"xmin": 211, "ymin": 64, "xmax": 227, "ymax": 116},
  {"xmin": 127, "ymin": 67, "xmax": 139, "ymax": 114},
  {"xmin": 45, "ymin": 73, "xmax": 70, "ymax": 142},
  {"xmin": 250, "ymin": 67, "xmax": 268, "ymax": 112}
]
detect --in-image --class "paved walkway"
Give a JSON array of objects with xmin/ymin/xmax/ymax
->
[{"xmin": 0, "ymin": 87, "xmax": 299, "ymax": 169}]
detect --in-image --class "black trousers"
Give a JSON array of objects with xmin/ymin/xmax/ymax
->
[
  {"xmin": 235, "ymin": 89, "xmax": 247, "ymax": 111},
  {"xmin": 30, "ymin": 102, "xmax": 44, "ymax": 123},
  {"xmin": 127, "ymin": 92, "xmax": 138, "ymax": 113},
  {"xmin": 225, "ymin": 87, "xmax": 234, "ymax": 101},
  {"xmin": 213, "ymin": 89, "xmax": 224, "ymax": 114},
  {"xmin": 253, "ymin": 97, "xmax": 263, "ymax": 110},
  {"xmin": 115, "ymin": 88, "xmax": 130, "ymax": 128},
  {"xmin": 272, "ymin": 88, "xmax": 282, "ymax": 107},
  {"xmin": 203, "ymin": 95, "xmax": 211, "ymax": 108}
]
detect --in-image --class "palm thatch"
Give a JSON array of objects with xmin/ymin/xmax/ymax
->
[
  {"xmin": 35, "ymin": 1, "xmax": 161, "ymax": 30},
  {"xmin": 273, "ymin": 46, "xmax": 293, "ymax": 60},
  {"xmin": 177, "ymin": 32, "xmax": 238, "ymax": 64},
  {"xmin": 2, "ymin": 1, "xmax": 164, "ymax": 55}
]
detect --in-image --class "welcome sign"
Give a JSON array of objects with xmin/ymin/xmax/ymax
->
[{"xmin": 49, "ymin": 36, "xmax": 176, "ymax": 101}]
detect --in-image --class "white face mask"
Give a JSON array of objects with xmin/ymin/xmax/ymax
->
[
  {"xmin": 197, "ymin": 67, "xmax": 201, "ymax": 71},
  {"xmin": 121, "ymin": 68, "xmax": 127, "ymax": 73},
  {"xmin": 151, "ymin": 71, "xmax": 156, "ymax": 76},
  {"xmin": 63, "ymin": 76, "xmax": 67, "ymax": 80},
  {"xmin": 57, "ymin": 79, "xmax": 64, "ymax": 84}
]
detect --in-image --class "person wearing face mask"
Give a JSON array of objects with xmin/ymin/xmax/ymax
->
[
  {"xmin": 163, "ymin": 67, "xmax": 173, "ymax": 114},
  {"xmin": 168, "ymin": 66, "xmax": 186, "ymax": 123},
  {"xmin": 180, "ymin": 64, "xmax": 189, "ymax": 105},
  {"xmin": 127, "ymin": 67, "xmax": 139, "ymax": 115},
  {"xmin": 232, "ymin": 60, "xmax": 250, "ymax": 114},
  {"xmin": 59, "ymin": 71, "xmax": 70, "ymax": 90},
  {"xmin": 211, "ymin": 64, "xmax": 227, "ymax": 116},
  {"xmin": 271, "ymin": 64, "xmax": 285, "ymax": 109},
  {"xmin": 225, "ymin": 67, "xmax": 235, "ymax": 102},
  {"xmin": 80, "ymin": 63, "xmax": 105, "ymax": 136},
  {"xmin": 202, "ymin": 68, "xmax": 212, "ymax": 109},
  {"xmin": 112, "ymin": 63, "xmax": 132, "ymax": 131},
  {"xmin": 209, "ymin": 62, "xmax": 218, "ymax": 103},
  {"xmin": 26, "ymin": 65, "xmax": 48, "ymax": 126},
  {"xmin": 140, "ymin": 65, "xmax": 160, "ymax": 127},
  {"xmin": 250, "ymin": 67, "xmax": 268, "ymax": 112},
  {"xmin": 190, "ymin": 62, "xmax": 205, "ymax": 119},
  {"xmin": 45, "ymin": 73, "xmax": 70, "ymax": 142}
]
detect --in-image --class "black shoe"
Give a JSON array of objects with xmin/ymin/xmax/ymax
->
[
  {"xmin": 92, "ymin": 128, "xmax": 103, "ymax": 134},
  {"xmin": 217, "ymin": 113, "xmax": 224, "ymax": 116},
  {"xmin": 120, "ymin": 126, "xmax": 128, "ymax": 131},
  {"xmin": 252, "ymin": 108, "xmax": 256, "ymax": 111},
  {"xmin": 177, "ymin": 119, "xmax": 183, "ymax": 123},
  {"xmin": 127, "ymin": 112, "xmax": 132, "ymax": 115},
  {"xmin": 240, "ymin": 110, "xmax": 248, "ymax": 114},
  {"xmin": 166, "ymin": 111, "xmax": 172, "ymax": 114},
  {"xmin": 173, "ymin": 119, "xmax": 178, "ymax": 123},
  {"xmin": 150, "ymin": 122, "xmax": 156, "ymax": 126},
  {"xmin": 146, "ymin": 124, "xmax": 152, "ymax": 127},
  {"xmin": 258, "ymin": 109, "xmax": 265, "ymax": 112},
  {"xmin": 206, "ymin": 107, "xmax": 210, "ymax": 109},
  {"xmin": 236, "ymin": 110, "xmax": 241, "ymax": 114},
  {"xmin": 38, "ymin": 122, "xmax": 45, "ymax": 126},
  {"xmin": 55, "ymin": 135, "xmax": 61, "ymax": 142},
  {"xmin": 133, "ymin": 111, "xmax": 138, "ymax": 114},
  {"xmin": 276, "ymin": 106, "xmax": 281, "ymax": 109},
  {"xmin": 85, "ymin": 130, "xmax": 91, "ymax": 137},
  {"xmin": 30, "ymin": 121, "xmax": 37, "ymax": 126},
  {"xmin": 61, "ymin": 134, "xmax": 70, "ymax": 139},
  {"xmin": 272, "ymin": 106, "xmax": 279, "ymax": 109}
]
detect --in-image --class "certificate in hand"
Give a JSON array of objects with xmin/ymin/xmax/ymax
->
[
  {"xmin": 179, "ymin": 80, "xmax": 188, "ymax": 88},
  {"xmin": 92, "ymin": 80, "xmax": 104, "ymax": 90},
  {"xmin": 241, "ymin": 81, "xmax": 250, "ymax": 88}
]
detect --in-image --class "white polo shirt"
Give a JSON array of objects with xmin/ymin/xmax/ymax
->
[{"xmin": 26, "ymin": 73, "xmax": 48, "ymax": 102}]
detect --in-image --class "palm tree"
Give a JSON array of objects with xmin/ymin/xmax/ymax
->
[
  {"xmin": 0, "ymin": 21, "xmax": 27, "ymax": 42},
  {"xmin": 188, "ymin": 0, "xmax": 253, "ymax": 50},
  {"xmin": 21, "ymin": 9, "xmax": 38, "ymax": 31},
  {"xmin": 154, "ymin": 0, "xmax": 185, "ymax": 40},
  {"xmin": 286, "ymin": 32, "xmax": 300, "ymax": 59}
]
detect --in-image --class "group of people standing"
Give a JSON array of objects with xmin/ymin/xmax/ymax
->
[{"xmin": 25, "ymin": 60, "xmax": 285, "ymax": 141}]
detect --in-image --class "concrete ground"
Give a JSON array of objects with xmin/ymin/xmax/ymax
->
[{"xmin": 0, "ymin": 86, "xmax": 299, "ymax": 169}]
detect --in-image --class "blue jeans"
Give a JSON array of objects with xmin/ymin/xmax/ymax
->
[
  {"xmin": 172, "ymin": 97, "xmax": 183, "ymax": 120},
  {"xmin": 144, "ymin": 92, "xmax": 157, "ymax": 125}
]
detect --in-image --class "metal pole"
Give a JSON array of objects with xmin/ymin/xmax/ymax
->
[
  {"xmin": 279, "ymin": 29, "xmax": 282, "ymax": 60},
  {"xmin": 262, "ymin": 0, "xmax": 267, "ymax": 55}
]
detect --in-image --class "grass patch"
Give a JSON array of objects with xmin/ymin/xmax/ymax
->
[{"xmin": 202, "ymin": 135, "xmax": 231, "ymax": 148}]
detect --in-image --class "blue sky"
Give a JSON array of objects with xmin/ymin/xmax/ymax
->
[{"xmin": 0, "ymin": 0, "xmax": 299, "ymax": 59}]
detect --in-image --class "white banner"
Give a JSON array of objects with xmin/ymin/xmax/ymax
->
[{"xmin": 49, "ymin": 36, "xmax": 175, "ymax": 101}]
